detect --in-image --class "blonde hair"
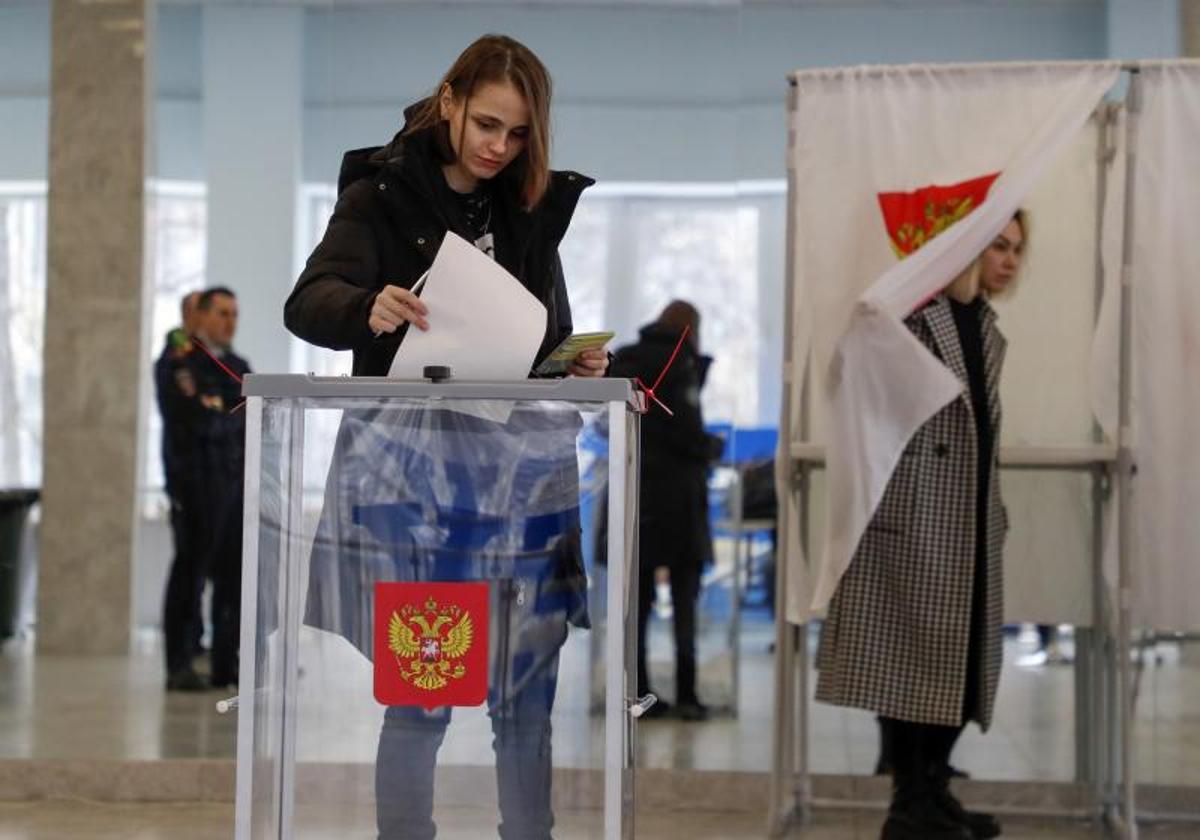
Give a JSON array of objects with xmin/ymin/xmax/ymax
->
[
  {"xmin": 405, "ymin": 35, "xmax": 553, "ymax": 210},
  {"xmin": 983, "ymin": 209, "xmax": 1030, "ymax": 301},
  {"xmin": 946, "ymin": 260, "xmax": 982, "ymax": 303}
]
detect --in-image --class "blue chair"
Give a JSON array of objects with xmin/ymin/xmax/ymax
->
[{"xmin": 707, "ymin": 427, "xmax": 778, "ymax": 611}]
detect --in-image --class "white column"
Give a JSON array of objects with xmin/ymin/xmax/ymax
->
[
  {"xmin": 203, "ymin": 6, "xmax": 302, "ymax": 375},
  {"xmin": 40, "ymin": 0, "xmax": 150, "ymax": 654}
]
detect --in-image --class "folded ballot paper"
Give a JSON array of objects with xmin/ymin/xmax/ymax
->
[{"xmin": 387, "ymin": 232, "xmax": 547, "ymax": 381}]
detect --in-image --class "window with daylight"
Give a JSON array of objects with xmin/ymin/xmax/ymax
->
[
  {"xmin": 620, "ymin": 198, "xmax": 761, "ymax": 425},
  {"xmin": 299, "ymin": 183, "xmax": 785, "ymax": 428},
  {"xmin": 0, "ymin": 183, "xmax": 207, "ymax": 497},
  {"xmin": 0, "ymin": 188, "xmax": 47, "ymax": 488},
  {"xmin": 296, "ymin": 185, "xmax": 352, "ymax": 378},
  {"xmin": 143, "ymin": 183, "xmax": 208, "ymax": 501}
]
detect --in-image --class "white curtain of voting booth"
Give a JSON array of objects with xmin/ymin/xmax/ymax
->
[
  {"xmin": 1091, "ymin": 63, "xmax": 1200, "ymax": 633},
  {"xmin": 779, "ymin": 62, "xmax": 1120, "ymax": 624},
  {"xmin": 773, "ymin": 60, "xmax": 1200, "ymax": 834},
  {"xmin": 788, "ymin": 121, "xmax": 1116, "ymax": 630}
]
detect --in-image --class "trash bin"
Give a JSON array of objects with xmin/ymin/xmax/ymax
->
[{"xmin": 0, "ymin": 489, "xmax": 39, "ymax": 640}]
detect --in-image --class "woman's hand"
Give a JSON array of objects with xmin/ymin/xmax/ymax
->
[
  {"xmin": 567, "ymin": 347, "xmax": 609, "ymax": 378},
  {"xmin": 369, "ymin": 285, "xmax": 429, "ymax": 335}
]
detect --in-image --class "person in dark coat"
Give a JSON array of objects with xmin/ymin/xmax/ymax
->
[
  {"xmin": 610, "ymin": 301, "xmax": 724, "ymax": 721},
  {"xmin": 817, "ymin": 212, "xmax": 1027, "ymax": 840},
  {"xmin": 155, "ymin": 286, "xmax": 250, "ymax": 691},
  {"xmin": 284, "ymin": 50, "xmax": 605, "ymax": 381},
  {"xmin": 284, "ymin": 35, "xmax": 606, "ymax": 840},
  {"xmin": 155, "ymin": 290, "xmax": 208, "ymax": 692},
  {"xmin": 191, "ymin": 287, "xmax": 251, "ymax": 689}
]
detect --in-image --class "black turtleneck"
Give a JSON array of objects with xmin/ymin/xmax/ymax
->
[
  {"xmin": 949, "ymin": 295, "xmax": 993, "ymax": 723},
  {"xmin": 949, "ymin": 297, "xmax": 991, "ymax": 474}
]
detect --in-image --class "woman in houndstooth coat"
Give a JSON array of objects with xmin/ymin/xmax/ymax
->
[{"xmin": 816, "ymin": 213, "xmax": 1028, "ymax": 840}]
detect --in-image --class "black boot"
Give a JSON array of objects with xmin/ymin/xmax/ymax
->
[
  {"xmin": 931, "ymin": 765, "xmax": 1001, "ymax": 839},
  {"xmin": 881, "ymin": 718, "xmax": 971, "ymax": 840},
  {"xmin": 880, "ymin": 781, "xmax": 973, "ymax": 840}
]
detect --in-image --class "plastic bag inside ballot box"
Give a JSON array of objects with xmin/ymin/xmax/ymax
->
[{"xmin": 301, "ymin": 399, "xmax": 597, "ymax": 664}]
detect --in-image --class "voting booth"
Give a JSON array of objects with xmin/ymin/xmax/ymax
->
[
  {"xmin": 234, "ymin": 374, "xmax": 643, "ymax": 840},
  {"xmin": 770, "ymin": 60, "xmax": 1200, "ymax": 837}
]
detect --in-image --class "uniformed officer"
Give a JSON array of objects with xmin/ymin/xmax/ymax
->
[
  {"xmin": 155, "ymin": 290, "xmax": 209, "ymax": 692},
  {"xmin": 155, "ymin": 287, "xmax": 251, "ymax": 691},
  {"xmin": 190, "ymin": 287, "xmax": 251, "ymax": 689}
]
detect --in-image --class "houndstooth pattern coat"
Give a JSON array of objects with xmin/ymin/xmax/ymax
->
[{"xmin": 815, "ymin": 295, "xmax": 1009, "ymax": 730}]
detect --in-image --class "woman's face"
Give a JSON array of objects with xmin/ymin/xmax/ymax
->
[
  {"xmin": 441, "ymin": 80, "xmax": 530, "ymax": 189},
  {"xmin": 980, "ymin": 218, "xmax": 1025, "ymax": 296}
]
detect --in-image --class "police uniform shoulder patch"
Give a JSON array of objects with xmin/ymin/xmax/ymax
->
[{"xmin": 168, "ymin": 328, "xmax": 194, "ymax": 358}]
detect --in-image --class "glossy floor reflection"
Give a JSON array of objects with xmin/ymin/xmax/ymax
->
[
  {"xmin": 2, "ymin": 626, "xmax": 1198, "ymax": 787},
  {"xmin": 1, "ymin": 801, "xmax": 1198, "ymax": 839}
]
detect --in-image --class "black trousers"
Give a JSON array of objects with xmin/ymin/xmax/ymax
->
[
  {"xmin": 882, "ymin": 716, "xmax": 964, "ymax": 796},
  {"xmin": 208, "ymin": 486, "xmax": 243, "ymax": 684},
  {"xmin": 636, "ymin": 559, "xmax": 700, "ymax": 704},
  {"xmin": 162, "ymin": 476, "xmax": 242, "ymax": 682},
  {"xmin": 162, "ymin": 479, "xmax": 209, "ymax": 676}
]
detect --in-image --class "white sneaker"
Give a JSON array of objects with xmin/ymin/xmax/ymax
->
[{"xmin": 1017, "ymin": 649, "xmax": 1048, "ymax": 668}]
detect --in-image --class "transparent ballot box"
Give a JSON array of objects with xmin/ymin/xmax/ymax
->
[{"xmin": 236, "ymin": 375, "xmax": 641, "ymax": 840}]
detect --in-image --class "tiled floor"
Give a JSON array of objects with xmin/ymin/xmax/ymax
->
[
  {"xmin": 0, "ymin": 801, "xmax": 1197, "ymax": 839},
  {"xmin": 2, "ymin": 534, "xmax": 1199, "ymax": 834},
  {"xmin": 1, "ymin": 624, "xmax": 1198, "ymax": 837},
  {"xmin": 2, "ymin": 625, "xmax": 1197, "ymax": 786}
]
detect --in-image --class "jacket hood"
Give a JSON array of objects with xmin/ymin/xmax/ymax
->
[{"xmin": 334, "ymin": 99, "xmax": 433, "ymax": 195}]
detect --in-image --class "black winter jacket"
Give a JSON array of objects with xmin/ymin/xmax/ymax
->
[
  {"xmin": 285, "ymin": 113, "xmax": 594, "ymax": 376},
  {"xmin": 611, "ymin": 323, "xmax": 721, "ymax": 481},
  {"xmin": 609, "ymin": 324, "xmax": 723, "ymax": 569},
  {"xmin": 153, "ymin": 330, "xmax": 251, "ymax": 497}
]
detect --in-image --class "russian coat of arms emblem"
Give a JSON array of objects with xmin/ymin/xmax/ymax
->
[{"xmin": 374, "ymin": 582, "xmax": 489, "ymax": 708}]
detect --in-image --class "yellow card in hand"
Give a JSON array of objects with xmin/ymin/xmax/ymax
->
[{"xmin": 535, "ymin": 331, "xmax": 615, "ymax": 375}]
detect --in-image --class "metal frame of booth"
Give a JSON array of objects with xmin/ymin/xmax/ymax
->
[{"xmin": 770, "ymin": 64, "xmax": 1200, "ymax": 840}]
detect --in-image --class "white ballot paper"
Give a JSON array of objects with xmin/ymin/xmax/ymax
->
[{"xmin": 387, "ymin": 232, "xmax": 547, "ymax": 381}]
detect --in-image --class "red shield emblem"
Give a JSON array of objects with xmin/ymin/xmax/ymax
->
[
  {"xmin": 878, "ymin": 172, "xmax": 1000, "ymax": 258},
  {"xmin": 374, "ymin": 582, "xmax": 489, "ymax": 709}
]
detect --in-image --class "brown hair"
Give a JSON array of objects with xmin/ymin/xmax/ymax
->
[
  {"xmin": 405, "ymin": 35, "xmax": 552, "ymax": 210},
  {"xmin": 658, "ymin": 300, "xmax": 701, "ymax": 345}
]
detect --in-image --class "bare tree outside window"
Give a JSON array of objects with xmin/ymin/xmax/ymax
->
[
  {"xmin": 142, "ymin": 185, "xmax": 207, "ymax": 502},
  {"xmin": 0, "ymin": 184, "xmax": 211, "ymax": 502},
  {"xmin": 297, "ymin": 184, "xmax": 775, "ymax": 430},
  {"xmin": 558, "ymin": 198, "xmax": 609, "ymax": 334},
  {"xmin": 632, "ymin": 201, "xmax": 759, "ymax": 425},
  {"xmin": 0, "ymin": 193, "xmax": 47, "ymax": 488}
]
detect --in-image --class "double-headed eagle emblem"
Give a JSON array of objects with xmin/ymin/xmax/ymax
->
[
  {"xmin": 388, "ymin": 597, "xmax": 475, "ymax": 691},
  {"xmin": 878, "ymin": 173, "xmax": 1000, "ymax": 259}
]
